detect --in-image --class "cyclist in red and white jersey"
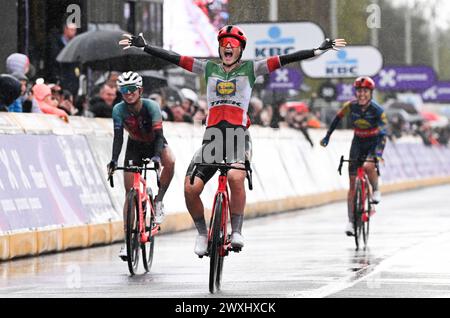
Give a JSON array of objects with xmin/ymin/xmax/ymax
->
[{"xmin": 120, "ymin": 26, "xmax": 346, "ymax": 255}]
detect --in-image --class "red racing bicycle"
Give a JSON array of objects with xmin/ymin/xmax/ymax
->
[
  {"xmin": 338, "ymin": 156, "xmax": 379, "ymax": 251},
  {"xmin": 108, "ymin": 159, "xmax": 160, "ymax": 275},
  {"xmin": 190, "ymin": 161, "xmax": 252, "ymax": 294}
]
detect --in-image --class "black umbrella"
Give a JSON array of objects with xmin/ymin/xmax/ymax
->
[{"xmin": 56, "ymin": 30, "xmax": 170, "ymax": 71}]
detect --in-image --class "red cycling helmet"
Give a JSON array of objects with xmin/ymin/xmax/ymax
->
[
  {"xmin": 354, "ymin": 76, "xmax": 375, "ymax": 90},
  {"xmin": 217, "ymin": 25, "xmax": 247, "ymax": 49}
]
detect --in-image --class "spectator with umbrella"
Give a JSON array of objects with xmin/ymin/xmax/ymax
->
[{"xmin": 48, "ymin": 22, "xmax": 80, "ymax": 95}]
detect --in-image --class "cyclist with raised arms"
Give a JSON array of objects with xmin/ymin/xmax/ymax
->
[
  {"xmin": 320, "ymin": 77, "xmax": 387, "ymax": 236},
  {"xmin": 120, "ymin": 26, "xmax": 346, "ymax": 256},
  {"xmin": 108, "ymin": 71, "xmax": 175, "ymax": 260}
]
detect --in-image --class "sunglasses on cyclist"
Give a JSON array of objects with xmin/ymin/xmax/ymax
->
[
  {"xmin": 219, "ymin": 37, "xmax": 241, "ymax": 48},
  {"xmin": 119, "ymin": 85, "xmax": 140, "ymax": 94}
]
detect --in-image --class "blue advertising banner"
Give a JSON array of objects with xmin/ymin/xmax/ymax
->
[
  {"xmin": 267, "ymin": 68, "xmax": 302, "ymax": 91},
  {"xmin": 0, "ymin": 135, "xmax": 116, "ymax": 232},
  {"xmin": 373, "ymin": 66, "xmax": 436, "ymax": 91},
  {"xmin": 421, "ymin": 82, "xmax": 450, "ymax": 102},
  {"xmin": 336, "ymin": 83, "xmax": 355, "ymax": 102}
]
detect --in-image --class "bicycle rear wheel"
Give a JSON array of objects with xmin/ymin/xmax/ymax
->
[
  {"xmin": 353, "ymin": 180, "xmax": 363, "ymax": 250},
  {"xmin": 209, "ymin": 193, "xmax": 224, "ymax": 294},
  {"xmin": 126, "ymin": 189, "xmax": 140, "ymax": 275},
  {"xmin": 142, "ymin": 187, "xmax": 155, "ymax": 272},
  {"xmin": 362, "ymin": 184, "xmax": 371, "ymax": 249}
]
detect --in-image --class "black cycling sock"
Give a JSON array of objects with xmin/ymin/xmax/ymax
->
[
  {"xmin": 231, "ymin": 214, "xmax": 244, "ymax": 234},
  {"xmin": 194, "ymin": 217, "xmax": 207, "ymax": 236}
]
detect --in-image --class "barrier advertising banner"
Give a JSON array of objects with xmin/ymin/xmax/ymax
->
[{"xmin": 0, "ymin": 135, "xmax": 116, "ymax": 233}]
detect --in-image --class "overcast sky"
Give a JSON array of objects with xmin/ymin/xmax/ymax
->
[{"xmin": 390, "ymin": 0, "xmax": 450, "ymax": 29}]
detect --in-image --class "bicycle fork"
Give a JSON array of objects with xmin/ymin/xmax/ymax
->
[
  {"xmin": 360, "ymin": 175, "xmax": 376, "ymax": 222},
  {"xmin": 134, "ymin": 174, "xmax": 153, "ymax": 244}
]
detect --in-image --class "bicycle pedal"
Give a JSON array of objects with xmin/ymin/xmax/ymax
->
[{"xmin": 232, "ymin": 247, "xmax": 242, "ymax": 253}]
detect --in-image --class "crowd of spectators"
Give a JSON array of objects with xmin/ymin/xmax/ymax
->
[
  {"xmin": 1, "ymin": 23, "xmax": 448, "ymax": 149},
  {"xmin": 382, "ymin": 102, "xmax": 450, "ymax": 147},
  {"xmin": 388, "ymin": 115, "xmax": 450, "ymax": 147}
]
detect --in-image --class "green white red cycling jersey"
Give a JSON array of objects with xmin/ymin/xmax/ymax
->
[{"xmin": 179, "ymin": 56, "xmax": 282, "ymax": 128}]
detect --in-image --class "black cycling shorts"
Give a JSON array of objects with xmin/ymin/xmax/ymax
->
[
  {"xmin": 186, "ymin": 121, "xmax": 252, "ymax": 184},
  {"xmin": 348, "ymin": 137, "xmax": 377, "ymax": 176},
  {"xmin": 124, "ymin": 137, "xmax": 168, "ymax": 167}
]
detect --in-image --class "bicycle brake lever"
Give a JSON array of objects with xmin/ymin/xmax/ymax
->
[
  {"xmin": 247, "ymin": 171, "xmax": 253, "ymax": 191},
  {"xmin": 108, "ymin": 174, "xmax": 114, "ymax": 188},
  {"xmin": 156, "ymin": 170, "xmax": 161, "ymax": 188},
  {"xmin": 338, "ymin": 155, "xmax": 344, "ymax": 175}
]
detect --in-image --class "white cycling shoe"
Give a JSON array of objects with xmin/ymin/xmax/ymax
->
[
  {"xmin": 372, "ymin": 190, "xmax": 381, "ymax": 204},
  {"xmin": 345, "ymin": 222, "xmax": 355, "ymax": 237},
  {"xmin": 154, "ymin": 201, "xmax": 165, "ymax": 224},
  {"xmin": 194, "ymin": 234, "xmax": 208, "ymax": 256},
  {"xmin": 118, "ymin": 245, "xmax": 127, "ymax": 261},
  {"xmin": 231, "ymin": 232, "xmax": 244, "ymax": 248}
]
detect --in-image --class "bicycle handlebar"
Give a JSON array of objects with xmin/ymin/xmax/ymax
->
[
  {"xmin": 189, "ymin": 162, "xmax": 253, "ymax": 191},
  {"xmin": 338, "ymin": 155, "xmax": 380, "ymax": 176},
  {"xmin": 108, "ymin": 160, "xmax": 161, "ymax": 188}
]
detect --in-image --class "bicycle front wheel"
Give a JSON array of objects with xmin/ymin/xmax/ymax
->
[
  {"xmin": 126, "ymin": 189, "xmax": 140, "ymax": 275},
  {"xmin": 362, "ymin": 184, "xmax": 371, "ymax": 249},
  {"xmin": 209, "ymin": 193, "xmax": 224, "ymax": 294},
  {"xmin": 353, "ymin": 180, "xmax": 363, "ymax": 250},
  {"xmin": 142, "ymin": 187, "xmax": 155, "ymax": 272}
]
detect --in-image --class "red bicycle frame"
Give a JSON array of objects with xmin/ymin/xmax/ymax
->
[
  {"xmin": 339, "ymin": 156, "xmax": 378, "ymax": 221},
  {"xmin": 109, "ymin": 161, "xmax": 161, "ymax": 243},
  {"xmin": 355, "ymin": 166, "xmax": 371, "ymax": 222},
  {"xmin": 130, "ymin": 171, "xmax": 159, "ymax": 243},
  {"xmin": 209, "ymin": 174, "xmax": 231, "ymax": 257},
  {"xmin": 190, "ymin": 162, "xmax": 252, "ymax": 256}
]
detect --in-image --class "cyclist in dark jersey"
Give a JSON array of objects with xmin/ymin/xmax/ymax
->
[
  {"xmin": 108, "ymin": 71, "xmax": 175, "ymax": 260},
  {"xmin": 120, "ymin": 26, "xmax": 346, "ymax": 256},
  {"xmin": 320, "ymin": 77, "xmax": 387, "ymax": 236}
]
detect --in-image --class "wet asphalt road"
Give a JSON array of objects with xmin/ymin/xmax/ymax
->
[{"xmin": 1, "ymin": 185, "xmax": 450, "ymax": 298}]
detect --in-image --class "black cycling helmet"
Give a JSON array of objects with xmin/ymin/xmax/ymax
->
[{"xmin": 0, "ymin": 74, "xmax": 21, "ymax": 106}]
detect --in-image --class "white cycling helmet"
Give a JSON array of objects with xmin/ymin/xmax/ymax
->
[
  {"xmin": 117, "ymin": 71, "xmax": 143, "ymax": 88},
  {"xmin": 181, "ymin": 88, "xmax": 198, "ymax": 104}
]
